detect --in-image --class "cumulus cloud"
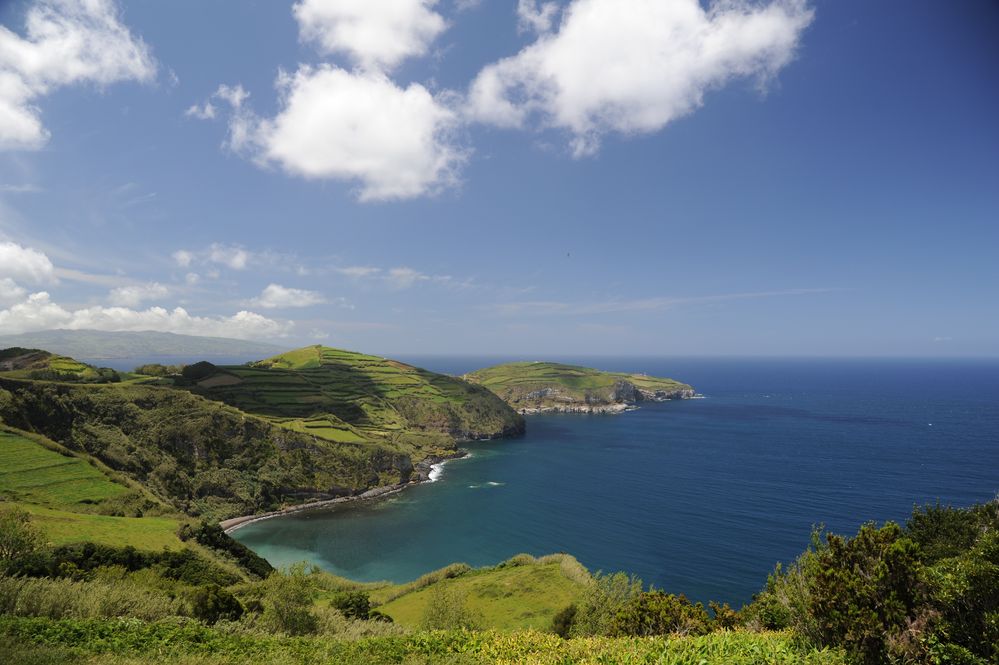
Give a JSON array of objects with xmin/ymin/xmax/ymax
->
[
  {"xmin": 108, "ymin": 282, "xmax": 169, "ymax": 307},
  {"xmin": 0, "ymin": 240, "xmax": 56, "ymax": 283},
  {"xmin": 0, "ymin": 277, "xmax": 26, "ymax": 305},
  {"xmin": 0, "ymin": 291, "xmax": 290, "ymax": 339},
  {"xmin": 171, "ymin": 249, "xmax": 194, "ymax": 267},
  {"xmin": 251, "ymin": 283, "xmax": 327, "ymax": 309},
  {"xmin": 469, "ymin": 0, "xmax": 813, "ymax": 155},
  {"xmin": 517, "ymin": 0, "xmax": 559, "ymax": 34},
  {"xmin": 184, "ymin": 101, "xmax": 215, "ymax": 120},
  {"xmin": 0, "ymin": 0, "xmax": 155, "ymax": 150},
  {"xmin": 293, "ymin": 0, "xmax": 446, "ymax": 71},
  {"xmin": 217, "ymin": 66, "xmax": 465, "ymax": 201},
  {"xmin": 208, "ymin": 244, "xmax": 250, "ymax": 270}
]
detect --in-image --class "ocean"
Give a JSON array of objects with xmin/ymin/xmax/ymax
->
[{"xmin": 224, "ymin": 356, "xmax": 999, "ymax": 606}]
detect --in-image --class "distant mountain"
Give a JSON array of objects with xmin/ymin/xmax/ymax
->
[{"xmin": 0, "ymin": 329, "xmax": 282, "ymax": 359}]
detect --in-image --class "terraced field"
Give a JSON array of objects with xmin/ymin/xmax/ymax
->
[
  {"xmin": 186, "ymin": 346, "xmax": 523, "ymax": 446},
  {"xmin": 0, "ymin": 430, "xmax": 126, "ymax": 508}
]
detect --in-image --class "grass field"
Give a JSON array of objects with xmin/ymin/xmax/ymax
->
[
  {"xmin": 0, "ymin": 428, "xmax": 184, "ymax": 551},
  {"xmin": 377, "ymin": 560, "xmax": 587, "ymax": 631},
  {"xmin": 15, "ymin": 503, "xmax": 183, "ymax": 550},
  {"xmin": 0, "ymin": 430, "xmax": 126, "ymax": 508}
]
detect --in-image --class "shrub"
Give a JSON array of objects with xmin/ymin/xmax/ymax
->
[
  {"xmin": 328, "ymin": 590, "xmax": 370, "ymax": 620},
  {"xmin": 0, "ymin": 507, "xmax": 43, "ymax": 568},
  {"xmin": 570, "ymin": 571, "xmax": 643, "ymax": 637},
  {"xmin": 259, "ymin": 564, "xmax": 317, "ymax": 635},
  {"xmin": 809, "ymin": 523, "xmax": 925, "ymax": 664},
  {"xmin": 191, "ymin": 584, "xmax": 243, "ymax": 625},
  {"xmin": 609, "ymin": 591, "xmax": 710, "ymax": 637},
  {"xmin": 550, "ymin": 603, "xmax": 577, "ymax": 637},
  {"xmin": 419, "ymin": 584, "xmax": 481, "ymax": 630}
]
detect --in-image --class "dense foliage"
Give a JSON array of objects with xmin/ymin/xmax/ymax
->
[{"xmin": 747, "ymin": 502, "xmax": 999, "ymax": 664}]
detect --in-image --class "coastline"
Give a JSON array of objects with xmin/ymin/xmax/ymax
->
[{"xmin": 220, "ymin": 451, "xmax": 467, "ymax": 534}]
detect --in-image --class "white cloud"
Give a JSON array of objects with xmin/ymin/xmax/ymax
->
[
  {"xmin": 386, "ymin": 267, "xmax": 430, "ymax": 289},
  {"xmin": 469, "ymin": 0, "xmax": 813, "ymax": 155},
  {"xmin": 251, "ymin": 283, "xmax": 327, "ymax": 309},
  {"xmin": 184, "ymin": 101, "xmax": 215, "ymax": 120},
  {"xmin": 208, "ymin": 244, "xmax": 250, "ymax": 270},
  {"xmin": 184, "ymin": 272, "xmax": 200, "ymax": 286},
  {"xmin": 108, "ymin": 282, "xmax": 169, "ymax": 307},
  {"xmin": 0, "ymin": 240, "xmax": 56, "ymax": 283},
  {"xmin": 335, "ymin": 266, "xmax": 382, "ymax": 279},
  {"xmin": 0, "ymin": 291, "xmax": 290, "ymax": 339},
  {"xmin": 517, "ymin": 0, "xmax": 559, "ymax": 34},
  {"xmin": 0, "ymin": 277, "xmax": 26, "ymax": 305},
  {"xmin": 230, "ymin": 66, "xmax": 465, "ymax": 201},
  {"xmin": 172, "ymin": 249, "xmax": 193, "ymax": 267},
  {"xmin": 293, "ymin": 0, "xmax": 446, "ymax": 71},
  {"xmin": 0, "ymin": 183, "xmax": 42, "ymax": 193},
  {"xmin": 0, "ymin": 0, "xmax": 156, "ymax": 150}
]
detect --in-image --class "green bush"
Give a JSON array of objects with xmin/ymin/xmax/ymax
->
[
  {"xmin": 419, "ymin": 584, "xmax": 481, "ymax": 630},
  {"xmin": 570, "ymin": 570, "xmax": 643, "ymax": 637},
  {"xmin": 259, "ymin": 564, "xmax": 318, "ymax": 635},
  {"xmin": 0, "ymin": 507, "xmax": 43, "ymax": 569},
  {"xmin": 328, "ymin": 590, "xmax": 371, "ymax": 620},
  {"xmin": 550, "ymin": 603, "xmax": 576, "ymax": 637},
  {"xmin": 609, "ymin": 591, "xmax": 710, "ymax": 637},
  {"xmin": 191, "ymin": 584, "xmax": 243, "ymax": 625}
]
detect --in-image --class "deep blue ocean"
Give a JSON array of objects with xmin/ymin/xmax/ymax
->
[{"xmin": 222, "ymin": 357, "xmax": 999, "ymax": 606}]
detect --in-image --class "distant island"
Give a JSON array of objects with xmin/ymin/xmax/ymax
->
[
  {"xmin": 0, "ymin": 329, "xmax": 282, "ymax": 360},
  {"xmin": 465, "ymin": 361, "xmax": 695, "ymax": 414}
]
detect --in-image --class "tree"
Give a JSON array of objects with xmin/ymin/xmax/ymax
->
[
  {"xmin": 0, "ymin": 507, "xmax": 43, "ymax": 567},
  {"xmin": 191, "ymin": 584, "xmax": 243, "ymax": 624}
]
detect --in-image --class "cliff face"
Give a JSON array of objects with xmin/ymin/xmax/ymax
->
[{"xmin": 465, "ymin": 362, "xmax": 695, "ymax": 415}]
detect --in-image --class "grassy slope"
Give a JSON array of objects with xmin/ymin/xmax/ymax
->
[
  {"xmin": 466, "ymin": 361, "xmax": 693, "ymax": 409},
  {"xmin": 188, "ymin": 345, "xmax": 524, "ymax": 449},
  {"xmin": 377, "ymin": 561, "xmax": 585, "ymax": 631},
  {"xmin": 0, "ymin": 377, "xmax": 414, "ymax": 520},
  {"xmin": 0, "ymin": 428, "xmax": 184, "ymax": 550}
]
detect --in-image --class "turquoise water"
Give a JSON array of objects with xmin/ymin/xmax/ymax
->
[{"xmin": 232, "ymin": 357, "xmax": 999, "ymax": 605}]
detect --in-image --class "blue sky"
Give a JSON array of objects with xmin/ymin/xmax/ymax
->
[{"xmin": 0, "ymin": 0, "xmax": 996, "ymax": 356}]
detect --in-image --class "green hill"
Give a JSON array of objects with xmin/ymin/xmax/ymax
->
[
  {"xmin": 0, "ymin": 345, "xmax": 523, "ymax": 521},
  {"xmin": 182, "ymin": 345, "xmax": 524, "ymax": 448},
  {"xmin": 465, "ymin": 361, "xmax": 694, "ymax": 414},
  {"xmin": 0, "ymin": 348, "xmax": 121, "ymax": 384}
]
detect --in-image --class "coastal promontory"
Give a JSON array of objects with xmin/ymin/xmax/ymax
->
[{"xmin": 465, "ymin": 361, "xmax": 694, "ymax": 414}]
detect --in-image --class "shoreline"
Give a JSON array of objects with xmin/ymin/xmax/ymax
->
[{"xmin": 220, "ymin": 451, "xmax": 468, "ymax": 534}]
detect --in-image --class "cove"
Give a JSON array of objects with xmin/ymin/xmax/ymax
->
[{"xmin": 232, "ymin": 357, "xmax": 999, "ymax": 606}]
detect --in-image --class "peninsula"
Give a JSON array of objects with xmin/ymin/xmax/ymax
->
[{"xmin": 465, "ymin": 361, "xmax": 695, "ymax": 414}]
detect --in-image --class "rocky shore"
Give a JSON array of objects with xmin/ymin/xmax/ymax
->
[
  {"xmin": 513, "ymin": 383, "xmax": 695, "ymax": 415},
  {"xmin": 220, "ymin": 451, "xmax": 467, "ymax": 533}
]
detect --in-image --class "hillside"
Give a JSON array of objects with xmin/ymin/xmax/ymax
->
[
  {"xmin": 0, "ymin": 330, "xmax": 281, "ymax": 360},
  {"xmin": 0, "ymin": 348, "xmax": 120, "ymax": 383},
  {"xmin": 181, "ymin": 345, "xmax": 524, "ymax": 447},
  {"xmin": 0, "ymin": 345, "xmax": 523, "ymax": 521},
  {"xmin": 465, "ymin": 361, "xmax": 695, "ymax": 414}
]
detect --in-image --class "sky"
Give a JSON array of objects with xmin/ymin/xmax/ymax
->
[{"xmin": 0, "ymin": 0, "xmax": 996, "ymax": 357}]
